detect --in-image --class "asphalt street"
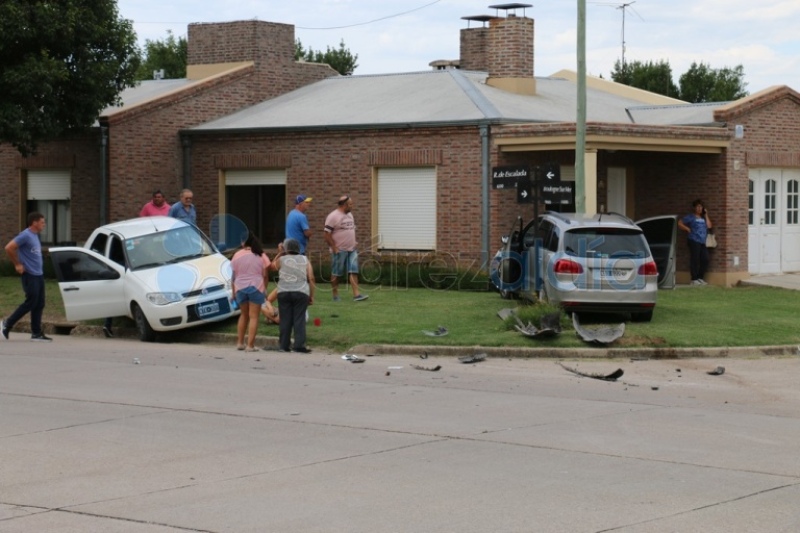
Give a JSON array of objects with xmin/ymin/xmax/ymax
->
[{"xmin": 2, "ymin": 335, "xmax": 800, "ymax": 532}]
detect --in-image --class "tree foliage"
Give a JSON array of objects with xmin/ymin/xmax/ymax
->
[
  {"xmin": 136, "ymin": 30, "xmax": 187, "ymax": 81},
  {"xmin": 611, "ymin": 58, "xmax": 749, "ymax": 103},
  {"xmin": 295, "ymin": 39, "xmax": 358, "ymax": 76},
  {"xmin": 679, "ymin": 62, "xmax": 748, "ymax": 103},
  {"xmin": 0, "ymin": 0, "xmax": 141, "ymax": 156},
  {"xmin": 611, "ymin": 59, "xmax": 680, "ymax": 99}
]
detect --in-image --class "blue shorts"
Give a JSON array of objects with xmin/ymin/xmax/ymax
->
[
  {"xmin": 331, "ymin": 250, "xmax": 359, "ymax": 277},
  {"xmin": 236, "ymin": 286, "xmax": 265, "ymax": 306}
]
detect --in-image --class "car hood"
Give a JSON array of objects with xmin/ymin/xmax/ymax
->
[{"xmin": 130, "ymin": 254, "xmax": 232, "ymax": 296}]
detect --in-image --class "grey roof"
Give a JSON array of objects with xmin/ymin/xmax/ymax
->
[
  {"xmin": 100, "ymin": 78, "xmax": 197, "ymax": 117},
  {"xmin": 626, "ymin": 102, "xmax": 728, "ymax": 126},
  {"xmin": 189, "ymin": 69, "xmax": 727, "ymax": 133}
]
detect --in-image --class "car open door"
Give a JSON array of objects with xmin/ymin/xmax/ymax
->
[
  {"xmin": 49, "ymin": 247, "xmax": 128, "ymax": 321},
  {"xmin": 636, "ymin": 215, "xmax": 678, "ymax": 289}
]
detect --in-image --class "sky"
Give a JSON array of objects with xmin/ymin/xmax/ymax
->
[{"xmin": 116, "ymin": 0, "xmax": 800, "ymax": 95}]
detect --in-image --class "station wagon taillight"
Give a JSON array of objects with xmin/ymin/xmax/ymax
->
[
  {"xmin": 554, "ymin": 258, "xmax": 584, "ymax": 274},
  {"xmin": 638, "ymin": 261, "xmax": 658, "ymax": 276}
]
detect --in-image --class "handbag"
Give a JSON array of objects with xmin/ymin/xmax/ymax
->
[{"xmin": 705, "ymin": 230, "xmax": 717, "ymax": 248}]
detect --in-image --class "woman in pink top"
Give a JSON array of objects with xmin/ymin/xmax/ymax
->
[{"xmin": 231, "ymin": 233, "xmax": 267, "ymax": 352}]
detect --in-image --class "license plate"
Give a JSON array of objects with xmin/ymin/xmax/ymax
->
[
  {"xmin": 197, "ymin": 301, "xmax": 220, "ymax": 317},
  {"xmin": 600, "ymin": 269, "xmax": 628, "ymax": 280}
]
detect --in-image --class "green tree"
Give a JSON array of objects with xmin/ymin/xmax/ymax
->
[
  {"xmin": 679, "ymin": 62, "xmax": 748, "ymax": 103},
  {"xmin": 135, "ymin": 30, "xmax": 187, "ymax": 81},
  {"xmin": 611, "ymin": 59, "xmax": 680, "ymax": 98},
  {"xmin": 295, "ymin": 39, "xmax": 358, "ymax": 76},
  {"xmin": 0, "ymin": 0, "xmax": 141, "ymax": 156}
]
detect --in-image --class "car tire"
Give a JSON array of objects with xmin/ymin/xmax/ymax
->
[
  {"xmin": 631, "ymin": 310, "xmax": 654, "ymax": 322},
  {"xmin": 133, "ymin": 303, "xmax": 157, "ymax": 342}
]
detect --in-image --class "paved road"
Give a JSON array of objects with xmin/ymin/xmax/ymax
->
[{"xmin": 2, "ymin": 336, "xmax": 800, "ymax": 532}]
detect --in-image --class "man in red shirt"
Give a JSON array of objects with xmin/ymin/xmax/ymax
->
[{"xmin": 139, "ymin": 189, "xmax": 170, "ymax": 217}]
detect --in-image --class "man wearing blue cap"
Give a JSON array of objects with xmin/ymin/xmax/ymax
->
[{"xmin": 286, "ymin": 195, "xmax": 312, "ymax": 254}]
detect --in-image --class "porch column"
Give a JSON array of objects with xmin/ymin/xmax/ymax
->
[{"xmin": 584, "ymin": 148, "xmax": 598, "ymax": 215}]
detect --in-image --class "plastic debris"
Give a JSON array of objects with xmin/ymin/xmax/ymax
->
[
  {"xmin": 458, "ymin": 353, "xmax": 487, "ymax": 364},
  {"xmin": 572, "ymin": 313, "xmax": 625, "ymax": 345},
  {"xmin": 707, "ymin": 366, "xmax": 725, "ymax": 375},
  {"xmin": 341, "ymin": 354, "xmax": 365, "ymax": 363},
  {"xmin": 422, "ymin": 326, "xmax": 449, "ymax": 337},
  {"xmin": 557, "ymin": 362, "xmax": 623, "ymax": 381}
]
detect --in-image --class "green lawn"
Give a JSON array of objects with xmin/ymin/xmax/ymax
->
[{"xmin": 2, "ymin": 276, "xmax": 799, "ymax": 351}]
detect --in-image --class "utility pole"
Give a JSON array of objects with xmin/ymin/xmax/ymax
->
[{"xmin": 575, "ymin": 0, "xmax": 587, "ymax": 213}]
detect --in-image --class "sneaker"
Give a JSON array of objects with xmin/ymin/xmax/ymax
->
[
  {"xmin": 293, "ymin": 346, "xmax": 312, "ymax": 354},
  {"xmin": 690, "ymin": 280, "xmax": 703, "ymax": 286},
  {"xmin": 30, "ymin": 333, "xmax": 53, "ymax": 342},
  {"xmin": 332, "ymin": 295, "xmax": 341, "ymax": 302},
  {"xmin": 353, "ymin": 294, "xmax": 369, "ymax": 302},
  {"xmin": 698, "ymin": 279, "xmax": 708, "ymax": 285},
  {"xmin": 1, "ymin": 320, "xmax": 8, "ymax": 341},
  {"xmin": 102, "ymin": 326, "xmax": 114, "ymax": 338}
]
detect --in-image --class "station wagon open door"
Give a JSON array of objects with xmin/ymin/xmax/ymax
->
[{"xmin": 636, "ymin": 215, "xmax": 678, "ymax": 289}]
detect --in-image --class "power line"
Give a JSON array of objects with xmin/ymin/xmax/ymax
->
[{"xmin": 296, "ymin": 0, "xmax": 443, "ymax": 30}]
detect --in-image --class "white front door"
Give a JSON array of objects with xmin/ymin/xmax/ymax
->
[
  {"xmin": 748, "ymin": 168, "xmax": 800, "ymax": 274},
  {"xmin": 607, "ymin": 167, "xmax": 626, "ymax": 215}
]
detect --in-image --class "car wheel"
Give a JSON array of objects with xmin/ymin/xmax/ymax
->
[
  {"xmin": 631, "ymin": 310, "xmax": 653, "ymax": 322},
  {"xmin": 133, "ymin": 303, "xmax": 157, "ymax": 342}
]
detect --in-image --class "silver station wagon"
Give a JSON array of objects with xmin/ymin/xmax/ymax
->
[{"xmin": 497, "ymin": 212, "xmax": 677, "ymax": 322}]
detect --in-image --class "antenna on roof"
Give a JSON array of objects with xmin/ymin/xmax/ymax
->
[{"xmin": 591, "ymin": 1, "xmax": 644, "ymax": 72}]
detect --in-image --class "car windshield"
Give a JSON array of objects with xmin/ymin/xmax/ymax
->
[
  {"xmin": 563, "ymin": 228, "xmax": 648, "ymax": 258},
  {"xmin": 126, "ymin": 226, "xmax": 216, "ymax": 270}
]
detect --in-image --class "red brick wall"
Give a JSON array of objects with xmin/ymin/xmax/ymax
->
[{"xmin": 187, "ymin": 126, "xmax": 486, "ymax": 264}]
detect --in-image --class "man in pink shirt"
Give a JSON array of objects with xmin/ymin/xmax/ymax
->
[
  {"xmin": 139, "ymin": 189, "xmax": 170, "ymax": 217},
  {"xmin": 324, "ymin": 195, "xmax": 368, "ymax": 302}
]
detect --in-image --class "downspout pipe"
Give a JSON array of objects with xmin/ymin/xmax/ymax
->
[
  {"xmin": 181, "ymin": 134, "xmax": 192, "ymax": 189},
  {"xmin": 480, "ymin": 123, "xmax": 490, "ymax": 272},
  {"xmin": 99, "ymin": 125, "xmax": 109, "ymax": 225}
]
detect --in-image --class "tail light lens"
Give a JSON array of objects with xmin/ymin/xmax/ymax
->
[
  {"xmin": 554, "ymin": 258, "xmax": 583, "ymax": 274},
  {"xmin": 638, "ymin": 261, "xmax": 658, "ymax": 276}
]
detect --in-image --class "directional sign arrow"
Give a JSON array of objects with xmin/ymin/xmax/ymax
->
[
  {"xmin": 547, "ymin": 171, "xmax": 555, "ymax": 180},
  {"xmin": 520, "ymin": 189, "xmax": 528, "ymax": 198}
]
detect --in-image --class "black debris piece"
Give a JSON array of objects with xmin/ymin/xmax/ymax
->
[
  {"xmin": 458, "ymin": 353, "xmax": 487, "ymax": 364},
  {"xmin": 411, "ymin": 364, "xmax": 442, "ymax": 372},
  {"xmin": 558, "ymin": 362, "xmax": 624, "ymax": 381},
  {"xmin": 707, "ymin": 366, "xmax": 725, "ymax": 375}
]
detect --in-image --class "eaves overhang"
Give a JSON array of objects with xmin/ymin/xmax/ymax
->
[
  {"xmin": 494, "ymin": 123, "xmax": 730, "ymax": 154},
  {"xmin": 180, "ymin": 118, "xmax": 532, "ymax": 137}
]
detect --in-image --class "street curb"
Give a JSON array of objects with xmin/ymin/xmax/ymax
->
[
  {"xmin": 14, "ymin": 320, "xmax": 800, "ymax": 360},
  {"xmin": 349, "ymin": 343, "xmax": 800, "ymax": 359}
]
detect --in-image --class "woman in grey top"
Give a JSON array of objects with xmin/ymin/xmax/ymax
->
[{"xmin": 274, "ymin": 238, "xmax": 316, "ymax": 353}]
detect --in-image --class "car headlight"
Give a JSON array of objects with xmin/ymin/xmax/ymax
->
[{"xmin": 147, "ymin": 292, "xmax": 183, "ymax": 305}]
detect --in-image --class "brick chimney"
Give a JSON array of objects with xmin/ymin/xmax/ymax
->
[
  {"xmin": 186, "ymin": 20, "xmax": 295, "ymax": 79},
  {"xmin": 460, "ymin": 8, "xmax": 535, "ymax": 95}
]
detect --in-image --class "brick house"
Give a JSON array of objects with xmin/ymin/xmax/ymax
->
[{"xmin": 3, "ymin": 9, "xmax": 800, "ymax": 286}]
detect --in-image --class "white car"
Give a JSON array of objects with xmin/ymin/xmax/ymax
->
[{"xmin": 50, "ymin": 217, "xmax": 236, "ymax": 341}]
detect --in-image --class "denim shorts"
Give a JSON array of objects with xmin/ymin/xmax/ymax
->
[
  {"xmin": 236, "ymin": 286, "xmax": 266, "ymax": 306},
  {"xmin": 331, "ymin": 250, "xmax": 359, "ymax": 277}
]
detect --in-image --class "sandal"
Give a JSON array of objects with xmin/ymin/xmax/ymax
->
[
  {"xmin": 245, "ymin": 346, "xmax": 260, "ymax": 352},
  {"xmin": 236, "ymin": 344, "xmax": 245, "ymax": 351}
]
